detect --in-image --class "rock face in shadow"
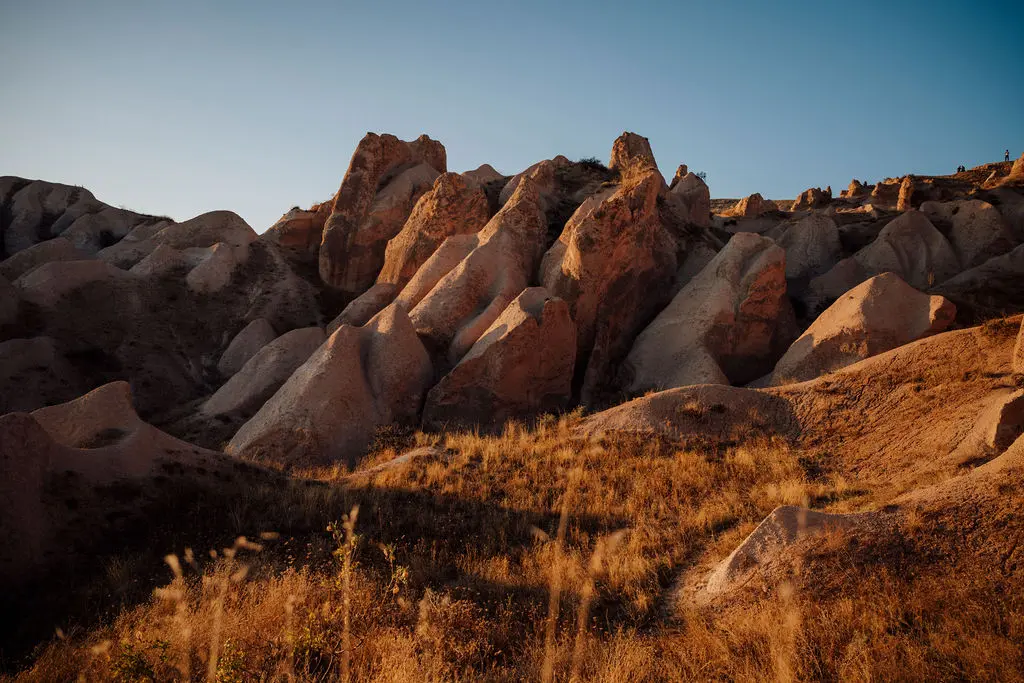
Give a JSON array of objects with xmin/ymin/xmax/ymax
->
[
  {"xmin": 769, "ymin": 273, "xmax": 956, "ymax": 385},
  {"xmin": 932, "ymin": 243, "xmax": 1024, "ymax": 322},
  {"xmin": 227, "ymin": 305, "xmax": 432, "ymax": 468},
  {"xmin": 318, "ymin": 133, "xmax": 447, "ymax": 292},
  {"xmin": 217, "ymin": 318, "xmax": 278, "ymax": 378},
  {"xmin": 409, "ymin": 177, "xmax": 547, "ymax": 367},
  {"xmin": 808, "ymin": 209, "xmax": 959, "ymax": 311},
  {"xmin": 203, "ymin": 327, "xmax": 326, "ymax": 418},
  {"xmin": 772, "ymin": 213, "xmax": 841, "ymax": 282},
  {"xmin": 623, "ymin": 232, "xmax": 796, "ymax": 393},
  {"xmin": 541, "ymin": 167, "xmax": 677, "ymax": 404},
  {"xmin": 0, "ymin": 237, "xmax": 93, "ymax": 281},
  {"xmin": 422, "ymin": 287, "xmax": 576, "ymax": 431},
  {"xmin": 920, "ymin": 199, "xmax": 1016, "ymax": 269},
  {"xmin": 1, "ymin": 382, "xmax": 251, "ymax": 588}
]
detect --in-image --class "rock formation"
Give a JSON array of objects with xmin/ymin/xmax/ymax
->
[
  {"xmin": 808, "ymin": 209, "xmax": 959, "ymax": 310},
  {"xmin": 669, "ymin": 170, "xmax": 711, "ymax": 228},
  {"xmin": 770, "ymin": 273, "xmax": 956, "ymax": 385},
  {"xmin": 772, "ymin": 213, "xmax": 841, "ymax": 281},
  {"xmin": 920, "ymin": 199, "xmax": 1015, "ymax": 269},
  {"xmin": 608, "ymin": 132, "xmax": 657, "ymax": 173},
  {"xmin": 623, "ymin": 233, "xmax": 796, "ymax": 393},
  {"xmin": 227, "ymin": 305, "xmax": 432, "ymax": 468},
  {"xmin": 726, "ymin": 193, "xmax": 771, "ymax": 218},
  {"xmin": 217, "ymin": 318, "xmax": 278, "ymax": 377},
  {"xmin": 791, "ymin": 186, "xmax": 831, "ymax": 211},
  {"xmin": 0, "ymin": 237, "xmax": 92, "ymax": 281},
  {"xmin": 377, "ymin": 172, "xmax": 491, "ymax": 288},
  {"xmin": 409, "ymin": 177, "xmax": 547, "ymax": 366},
  {"xmin": 318, "ymin": 133, "xmax": 446, "ymax": 292},
  {"xmin": 541, "ymin": 166, "xmax": 677, "ymax": 404},
  {"xmin": 422, "ymin": 287, "xmax": 576, "ymax": 431},
  {"xmin": 202, "ymin": 327, "xmax": 326, "ymax": 418}
]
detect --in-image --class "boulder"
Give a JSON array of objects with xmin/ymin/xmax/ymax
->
[
  {"xmin": 226, "ymin": 304, "xmax": 432, "ymax": 468},
  {"xmin": 410, "ymin": 177, "xmax": 547, "ymax": 366},
  {"xmin": 0, "ymin": 237, "xmax": 93, "ymax": 281},
  {"xmin": 623, "ymin": 232, "xmax": 796, "ymax": 392},
  {"xmin": 790, "ymin": 187, "xmax": 831, "ymax": 211},
  {"xmin": 1007, "ymin": 153, "xmax": 1024, "ymax": 182},
  {"xmin": 670, "ymin": 171, "xmax": 711, "ymax": 228},
  {"xmin": 202, "ymin": 327, "xmax": 326, "ymax": 418},
  {"xmin": 699, "ymin": 506, "xmax": 860, "ymax": 601},
  {"xmin": 769, "ymin": 273, "xmax": 956, "ymax": 385},
  {"xmin": 422, "ymin": 287, "xmax": 576, "ymax": 431},
  {"xmin": 845, "ymin": 179, "xmax": 868, "ymax": 198},
  {"xmin": 217, "ymin": 318, "xmax": 278, "ymax": 377},
  {"xmin": 185, "ymin": 242, "xmax": 240, "ymax": 294},
  {"xmin": 870, "ymin": 179, "xmax": 901, "ymax": 208},
  {"xmin": 319, "ymin": 133, "xmax": 446, "ymax": 290},
  {"xmin": 327, "ymin": 282, "xmax": 400, "ymax": 333},
  {"xmin": 921, "ymin": 199, "xmax": 1016, "ymax": 269},
  {"xmin": 981, "ymin": 187, "xmax": 1024, "ymax": 242},
  {"xmin": 14, "ymin": 259, "xmax": 137, "ymax": 309},
  {"xmin": 608, "ymin": 132, "xmax": 657, "ymax": 174},
  {"xmin": 808, "ymin": 210, "xmax": 959, "ymax": 309},
  {"xmin": 541, "ymin": 168, "xmax": 678, "ymax": 404},
  {"xmin": 773, "ymin": 213, "xmax": 841, "ymax": 281},
  {"xmin": 377, "ymin": 172, "xmax": 490, "ymax": 288},
  {"xmin": 59, "ymin": 208, "xmax": 148, "ymax": 254}
]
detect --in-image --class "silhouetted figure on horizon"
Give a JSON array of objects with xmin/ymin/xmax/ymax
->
[{"xmin": 1007, "ymin": 150, "xmax": 1012, "ymax": 162}]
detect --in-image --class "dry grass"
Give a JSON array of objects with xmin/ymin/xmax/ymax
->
[{"xmin": 11, "ymin": 416, "xmax": 1024, "ymax": 681}]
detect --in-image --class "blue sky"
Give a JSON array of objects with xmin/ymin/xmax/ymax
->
[{"xmin": 1, "ymin": 0, "xmax": 1021, "ymax": 232}]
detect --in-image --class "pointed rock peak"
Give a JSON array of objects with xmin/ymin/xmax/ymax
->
[
  {"xmin": 671, "ymin": 164, "xmax": 689, "ymax": 188},
  {"xmin": 609, "ymin": 132, "xmax": 658, "ymax": 174}
]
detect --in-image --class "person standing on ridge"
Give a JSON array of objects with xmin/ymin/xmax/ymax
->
[{"xmin": 1007, "ymin": 150, "xmax": 1012, "ymax": 162}]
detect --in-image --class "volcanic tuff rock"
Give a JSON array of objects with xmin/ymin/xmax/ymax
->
[
  {"xmin": 0, "ymin": 337, "xmax": 84, "ymax": 414},
  {"xmin": 1, "ymin": 382, "xmax": 258, "ymax": 588},
  {"xmin": 807, "ymin": 209, "xmax": 959, "ymax": 310},
  {"xmin": 227, "ymin": 304, "xmax": 432, "ymax": 468},
  {"xmin": 422, "ymin": 287, "xmax": 576, "ymax": 431},
  {"xmin": 410, "ymin": 177, "xmax": 547, "ymax": 367},
  {"xmin": 261, "ymin": 202, "xmax": 333, "ymax": 254},
  {"xmin": 217, "ymin": 318, "xmax": 278, "ymax": 377},
  {"xmin": 541, "ymin": 167, "xmax": 678, "ymax": 404},
  {"xmin": 932, "ymin": 243, "xmax": 1024, "ymax": 321},
  {"xmin": 202, "ymin": 326, "xmax": 326, "ymax": 418},
  {"xmin": 377, "ymin": 172, "xmax": 491, "ymax": 288},
  {"xmin": 328, "ymin": 283, "xmax": 401, "ymax": 332},
  {"xmin": 790, "ymin": 186, "xmax": 831, "ymax": 211},
  {"xmin": 920, "ymin": 199, "xmax": 1016, "ymax": 269},
  {"xmin": 772, "ymin": 213, "xmax": 841, "ymax": 281},
  {"xmin": 726, "ymin": 193, "xmax": 771, "ymax": 218},
  {"xmin": 96, "ymin": 210, "xmax": 257, "ymax": 269},
  {"xmin": 461, "ymin": 163, "xmax": 504, "ymax": 187},
  {"xmin": 0, "ymin": 276, "xmax": 16, "ymax": 328},
  {"xmin": 770, "ymin": 273, "xmax": 956, "ymax": 385},
  {"xmin": 669, "ymin": 171, "xmax": 711, "ymax": 228},
  {"xmin": 319, "ymin": 133, "xmax": 446, "ymax": 291},
  {"xmin": 608, "ymin": 132, "xmax": 658, "ymax": 174},
  {"xmin": 623, "ymin": 232, "xmax": 796, "ymax": 392},
  {"xmin": 0, "ymin": 237, "xmax": 92, "ymax": 281}
]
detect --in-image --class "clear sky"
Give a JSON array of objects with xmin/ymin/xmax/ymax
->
[{"xmin": 1, "ymin": 0, "xmax": 1022, "ymax": 232}]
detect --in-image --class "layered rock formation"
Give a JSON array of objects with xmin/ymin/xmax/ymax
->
[
  {"xmin": 623, "ymin": 233, "xmax": 796, "ymax": 392},
  {"xmin": 422, "ymin": 287, "xmax": 576, "ymax": 431},
  {"xmin": 541, "ymin": 161, "xmax": 677, "ymax": 404},
  {"xmin": 318, "ymin": 133, "xmax": 446, "ymax": 292},
  {"xmin": 770, "ymin": 273, "xmax": 956, "ymax": 385},
  {"xmin": 227, "ymin": 305, "xmax": 432, "ymax": 468}
]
